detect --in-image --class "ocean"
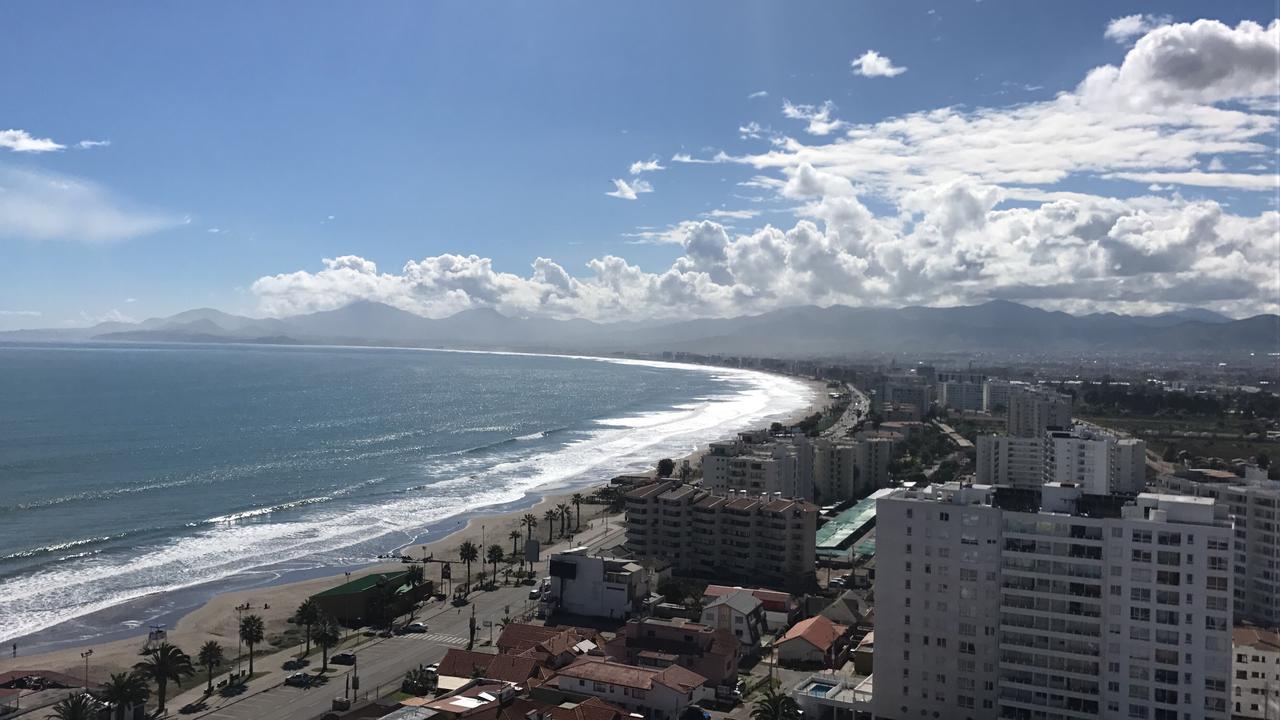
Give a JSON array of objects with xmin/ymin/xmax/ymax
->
[{"xmin": 0, "ymin": 342, "xmax": 812, "ymax": 650}]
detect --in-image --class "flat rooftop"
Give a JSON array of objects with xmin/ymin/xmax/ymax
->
[{"xmin": 815, "ymin": 489, "xmax": 894, "ymax": 552}]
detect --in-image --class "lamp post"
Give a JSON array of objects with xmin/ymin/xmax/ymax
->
[{"xmin": 80, "ymin": 649, "xmax": 93, "ymax": 690}]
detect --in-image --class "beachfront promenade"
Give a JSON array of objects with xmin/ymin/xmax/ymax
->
[{"xmin": 166, "ymin": 518, "xmax": 626, "ymax": 720}]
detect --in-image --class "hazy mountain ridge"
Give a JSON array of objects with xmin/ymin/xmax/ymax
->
[{"xmin": 2, "ymin": 300, "xmax": 1275, "ymax": 357}]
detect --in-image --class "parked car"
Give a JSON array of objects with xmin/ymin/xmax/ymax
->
[
  {"xmin": 403, "ymin": 622, "xmax": 428, "ymax": 633},
  {"xmin": 285, "ymin": 672, "xmax": 312, "ymax": 687},
  {"xmin": 330, "ymin": 652, "xmax": 356, "ymax": 666}
]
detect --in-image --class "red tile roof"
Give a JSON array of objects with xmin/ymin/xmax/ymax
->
[
  {"xmin": 777, "ymin": 616, "xmax": 848, "ymax": 653},
  {"xmin": 554, "ymin": 657, "xmax": 706, "ymax": 693},
  {"xmin": 1233, "ymin": 627, "xmax": 1280, "ymax": 652}
]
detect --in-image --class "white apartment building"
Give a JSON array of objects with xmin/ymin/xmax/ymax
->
[
  {"xmin": 976, "ymin": 434, "xmax": 1044, "ymax": 487},
  {"xmin": 976, "ymin": 427, "xmax": 1146, "ymax": 494},
  {"xmin": 1232, "ymin": 627, "xmax": 1280, "ymax": 720},
  {"xmin": 1155, "ymin": 470, "xmax": 1280, "ymax": 627},
  {"xmin": 701, "ymin": 437, "xmax": 810, "ymax": 501},
  {"xmin": 854, "ymin": 437, "xmax": 895, "ymax": 492},
  {"xmin": 810, "ymin": 438, "xmax": 859, "ymax": 504},
  {"xmin": 874, "ymin": 482, "xmax": 1234, "ymax": 720},
  {"xmin": 547, "ymin": 549, "xmax": 650, "ymax": 620},
  {"xmin": 1007, "ymin": 385, "xmax": 1073, "ymax": 438},
  {"xmin": 984, "ymin": 380, "xmax": 1020, "ymax": 414}
]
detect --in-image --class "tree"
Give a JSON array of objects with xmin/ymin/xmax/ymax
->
[
  {"xmin": 486, "ymin": 544, "xmax": 505, "ymax": 587},
  {"xmin": 1257, "ymin": 451, "xmax": 1270, "ymax": 469},
  {"xmin": 459, "ymin": 540, "xmax": 479, "ymax": 592},
  {"xmin": 657, "ymin": 458, "xmax": 675, "ymax": 478},
  {"xmin": 751, "ymin": 687, "xmax": 803, "ymax": 720},
  {"xmin": 133, "ymin": 642, "xmax": 194, "ymax": 714},
  {"xmin": 51, "ymin": 693, "xmax": 100, "ymax": 720},
  {"xmin": 402, "ymin": 665, "xmax": 436, "ymax": 695},
  {"xmin": 315, "ymin": 616, "xmax": 341, "ymax": 672},
  {"xmin": 197, "ymin": 641, "xmax": 225, "ymax": 694},
  {"xmin": 406, "ymin": 564, "xmax": 425, "ymax": 588},
  {"xmin": 543, "ymin": 508, "xmax": 557, "ymax": 542},
  {"xmin": 509, "ymin": 529, "xmax": 522, "ymax": 557},
  {"xmin": 556, "ymin": 503, "xmax": 572, "ymax": 536},
  {"xmin": 521, "ymin": 513, "xmax": 538, "ymax": 546},
  {"xmin": 99, "ymin": 672, "xmax": 150, "ymax": 720},
  {"xmin": 239, "ymin": 614, "xmax": 265, "ymax": 675},
  {"xmin": 294, "ymin": 598, "xmax": 319, "ymax": 655},
  {"xmin": 571, "ymin": 493, "xmax": 584, "ymax": 531}
]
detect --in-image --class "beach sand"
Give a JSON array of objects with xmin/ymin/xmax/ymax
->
[{"xmin": 0, "ymin": 374, "xmax": 830, "ymax": 681}]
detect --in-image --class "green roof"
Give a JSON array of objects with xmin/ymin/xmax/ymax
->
[
  {"xmin": 815, "ymin": 489, "xmax": 893, "ymax": 551},
  {"xmin": 313, "ymin": 570, "xmax": 410, "ymax": 598}
]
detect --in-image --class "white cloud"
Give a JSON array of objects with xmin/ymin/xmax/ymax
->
[
  {"xmin": 748, "ymin": 90, "xmax": 769, "ymax": 99},
  {"xmin": 704, "ymin": 209, "xmax": 761, "ymax": 220},
  {"xmin": 76, "ymin": 139, "xmax": 111, "ymax": 149},
  {"xmin": 851, "ymin": 50, "xmax": 907, "ymax": 78},
  {"xmin": 671, "ymin": 152, "xmax": 728, "ymax": 164},
  {"xmin": 0, "ymin": 166, "xmax": 182, "ymax": 243},
  {"xmin": 1104, "ymin": 13, "xmax": 1172, "ymax": 43},
  {"xmin": 605, "ymin": 177, "xmax": 653, "ymax": 200},
  {"xmin": 739, "ymin": 122, "xmax": 767, "ymax": 140},
  {"xmin": 629, "ymin": 157, "xmax": 665, "ymax": 174},
  {"xmin": 782, "ymin": 100, "xmax": 846, "ymax": 135},
  {"xmin": 124, "ymin": 298, "xmax": 137, "ymax": 303},
  {"xmin": 207, "ymin": 227, "xmax": 222, "ymax": 233},
  {"xmin": 1104, "ymin": 170, "xmax": 1279, "ymax": 190},
  {"xmin": 0, "ymin": 310, "xmax": 41, "ymax": 317},
  {"xmin": 0, "ymin": 129, "xmax": 64, "ymax": 153},
  {"xmin": 80, "ymin": 308, "xmax": 136, "ymax": 325}
]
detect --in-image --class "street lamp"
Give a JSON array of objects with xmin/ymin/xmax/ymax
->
[{"xmin": 80, "ymin": 649, "xmax": 93, "ymax": 690}]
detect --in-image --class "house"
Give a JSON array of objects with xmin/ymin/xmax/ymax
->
[
  {"xmin": 702, "ymin": 585, "xmax": 796, "ymax": 630},
  {"xmin": 699, "ymin": 589, "xmax": 766, "ymax": 653},
  {"xmin": 548, "ymin": 549, "xmax": 650, "ymax": 620},
  {"xmin": 603, "ymin": 617, "xmax": 740, "ymax": 688},
  {"xmin": 310, "ymin": 570, "xmax": 432, "ymax": 626},
  {"xmin": 774, "ymin": 615, "xmax": 850, "ymax": 668},
  {"xmin": 546, "ymin": 657, "xmax": 709, "ymax": 720},
  {"xmin": 496, "ymin": 624, "xmax": 601, "ymax": 669},
  {"xmin": 1233, "ymin": 627, "xmax": 1280, "ymax": 719},
  {"xmin": 437, "ymin": 648, "xmax": 551, "ymax": 688},
  {"xmin": 818, "ymin": 590, "xmax": 872, "ymax": 632}
]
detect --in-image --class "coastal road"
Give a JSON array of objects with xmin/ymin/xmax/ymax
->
[{"xmin": 171, "ymin": 520, "xmax": 627, "ymax": 720}]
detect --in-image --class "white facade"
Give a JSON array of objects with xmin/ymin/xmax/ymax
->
[
  {"xmin": 975, "ymin": 434, "xmax": 1044, "ymax": 487},
  {"xmin": 701, "ymin": 438, "xmax": 810, "ymax": 501},
  {"xmin": 548, "ymin": 549, "xmax": 649, "ymax": 620},
  {"xmin": 984, "ymin": 380, "xmax": 1018, "ymax": 414},
  {"xmin": 853, "ymin": 437, "xmax": 894, "ymax": 492},
  {"xmin": 1232, "ymin": 629, "xmax": 1280, "ymax": 720},
  {"xmin": 874, "ymin": 483, "xmax": 1234, "ymax": 720},
  {"xmin": 811, "ymin": 438, "xmax": 859, "ymax": 504},
  {"xmin": 939, "ymin": 381, "xmax": 986, "ymax": 412},
  {"xmin": 1007, "ymin": 386, "xmax": 1072, "ymax": 438}
]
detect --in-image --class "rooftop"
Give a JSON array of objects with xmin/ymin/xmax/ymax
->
[
  {"xmin": 1233, "ymin": 627, "xmax": 1280, "ymax": 652},
  {"xmin": 313, "ymin": 570, "xmax": 410, "ymax": 597},
  {"xmin": 554, "ymin": 657, "xmax": 706, "ymax": 693},
  {"xmin": 778, "ymin": 615, "xmax": 848, "ymax": 652},
  {"xmin": 815, "ymin": 489, "xmax": 893, "ymax": 552}
]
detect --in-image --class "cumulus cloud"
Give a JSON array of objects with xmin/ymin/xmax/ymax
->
[
  {"xmin": 629, "ymin": 157, "xmax": 665, "ymax": 174},
  {"xmin": 605, "ymin": 177, "xmax": 653, "ymax": 200},
  {"xmin": 0, "ymin": 166, "xmax": 183, "ymax": 243},
  {"xmin": 0, "ymin": 129, "xmax": 64, "ymax": 153},
  {"xmin": 851, "ymin": 50, "xmax": 907, "ymax": 77},
  {"xmin": 1105, "ymin": 14, "xmax": 1172, "ymax": 43},
  {"xmin": 782, "ymin": 100, "xmax": 846, "ymax": 135}
]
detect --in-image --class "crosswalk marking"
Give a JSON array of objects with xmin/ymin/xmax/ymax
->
[{"xmin": 412, "ymin": 632, "xmax": 467, "ymax": 645}]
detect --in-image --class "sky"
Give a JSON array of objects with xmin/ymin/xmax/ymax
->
[{"xmin": 1, "ymin": 1, "xmax": 1278, "ymax": 331}]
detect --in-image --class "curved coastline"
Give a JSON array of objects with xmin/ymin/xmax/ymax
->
[{"xmin": 0, "ymin": 344, "xmax": 823, "ymax": 665}]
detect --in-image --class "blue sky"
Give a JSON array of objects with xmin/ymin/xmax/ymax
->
[{"xmin": 2, "ymin": 1, "xmax": 1277, "ymax": 329}]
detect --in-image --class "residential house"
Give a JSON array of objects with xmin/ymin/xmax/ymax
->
[
  {"xmin": 774, "ymin": 615, "xmax": 851, "ymax": 668},
  {"xmin": 547, "ymin": 657, "xmax": 709, "ymax": 720},
  {"xmin": 496, "ymin": 624, "xmax": 601, "ymax": 669},
  {"xmin": 603, "ymin": 617, "xmax": 739, "ymax": 688},
  {"xmin": 699, "ymin": 589, "xmax": 766, "ymax": 654}
]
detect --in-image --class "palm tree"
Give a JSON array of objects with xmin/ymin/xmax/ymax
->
[
  {"xmin": 543, "ymin": 508, "xmax": 557, "ymax": 542},
  {"xmin": 458, "ymin": 540, "xmax": 479, "ymax": 592},
  {"xmin": 315, "ymin": 616, "xmax": 341, "ymax": 672},
  {"xmin": 50, "ymin": 693, "xmax": 99, "ymax": 720},
  {"xmin": 498, "ymin": 615, "xmax": 513, "ymax": 630},
  {"xmin": 571, "ymin": 493, "xmax": 584, "ymax": 531},
  {"xmin": 99, "ymin": 671, "xmax": 150, "ymax": 720},
  {"xmin": 239, "ymin": 614, "xmax": 265, "ymax": 675},
  {"xmin": 134, "ymin": 642, "xmax": 194, "ymax": 714},
  {"xmin": 751, "ymin": 687, "xmax": 802, "ymax": 720},
  {"xmin": 556, "ymin": 503, "xmax": 571, "ymax": 536},
  {"xmin": 486, "ymin": 544, "xmax": 504, "ymax": 587},
  {"xmin": 521, "ymin": 513, "xmax": 537, "ymax": 547},
  {"xmin": 197, "ymin": 641, "xmax": 225, "ymax": 694},
  {"xmin": 294, "ymin": 598, "xmax": 319, "ymax": 655},
  {"xmin": 406, "ymin": 563, "xmax": 425, "ymax": 589},
  {"xmin": 509, "ymin": 529, "xmax": 522, "ymax": 556}
]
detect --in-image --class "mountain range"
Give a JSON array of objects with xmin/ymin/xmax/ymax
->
[{"xmin": 3, "ymin": 300, "xmax": 1275, "ymax": 358}]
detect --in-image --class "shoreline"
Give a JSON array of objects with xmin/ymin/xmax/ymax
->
[{"xmin": 0, "ymin": 365, "xmax": 827, "ymax": 679}]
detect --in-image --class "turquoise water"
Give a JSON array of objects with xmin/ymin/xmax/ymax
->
[{"xmin": 0, "ymin": 342, "xmax": 810, "ymax": 645}]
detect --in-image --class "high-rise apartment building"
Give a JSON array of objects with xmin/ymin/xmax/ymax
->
[
  {"xmin": 1007, "ymin": 386, "xmax": 1073, "ymax": 438},
  {"xmin": 701, "ymin": 435, "xmax": 809, "ymax": 500},
  {"xmin": 975, "ymin": 427, "xmax": 1146, "ymax": 494},
  {"xmin": 624, "ymin": 481, "xmax": 817, "ymax": 590},
  {"xmin": 1155, "ymin": 469, "xmax": 1280, "ymax": 626},
  {"xmin": 976, "ymin": 435, "xmax": 1044, "ymax": 487},
  {"xmin": 874, "ymin": 482, "xmax": 1234, "ymax": 720}
]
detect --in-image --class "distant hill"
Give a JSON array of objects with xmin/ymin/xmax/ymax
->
[{"xmin": 2, "ymin": 300, "xmax": 1274, "ymax": 358}]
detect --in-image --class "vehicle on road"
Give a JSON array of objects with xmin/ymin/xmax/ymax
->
[
  {"xmin": 403, "ymin": 622, "xmax": 428, "ymax": 633},
  {"xmin": 330, "ymin": 652, "xmax": 356, "ymax": 666},
  {"xmin": 285, "ymin": 672, "xmax": 312, "ymax": 687}
]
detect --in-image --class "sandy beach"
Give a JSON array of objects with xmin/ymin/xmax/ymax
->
[{"xmin": 0, "ymin": 373, "xmax": 829, "ymax": 681}]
